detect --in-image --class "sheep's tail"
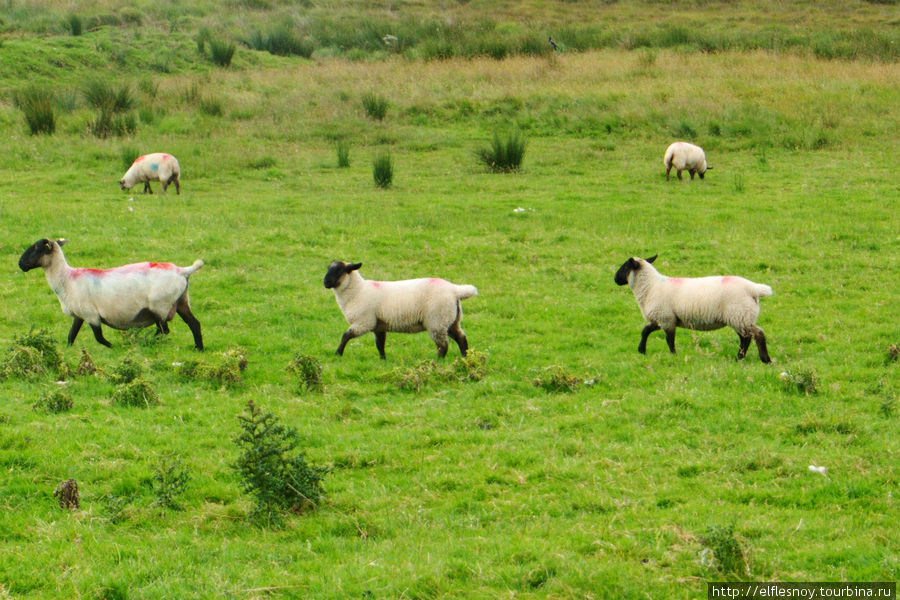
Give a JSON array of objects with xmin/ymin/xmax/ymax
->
[
  {"xmin": 664, "ymin": 145, "xmax": 675, "ymax": 168},
  {"xmin": 454, "ymin": 284, "xmax": 478, "ymax": 300},
  {"xmin": 180, "ymin": 259, "xmax": 204, "ymax": 277},
  {"xmin": 751, "ymin": 283, "xmax": 773, "ymax": 298}
]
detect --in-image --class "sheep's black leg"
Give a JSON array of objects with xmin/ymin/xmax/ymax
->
[
  {"xmin": 665, "ymin": 165, "xmax": 672, "ymax": 181},
  {"xmin": 336, "ymin": 329, "xmax": 361, "ymax": 356},
  {"xmin": 374, "ymin": 331, "xmax": 387, "ymax": 359},
  {"xmin": 155, "ymin": 318, "xmax": 170, "ymax": 335},
  {"xmin": 677, "ymin": 170, "xmax": 683, "ymax": 181},
  {"xmin": 165, "ymin": 173, "xmax": 179, "ymax": 195},
  {"xmin": 751, "ymin": 326, "xmax": 771, "ymax": 364},
  {"xmin": 90, "ymin": 324, "xmax": 112, "ymax": 348},
  {"xmin": 176, "ymin": 304, "xmax": 203, "ymax": 350},
  {"xmin": 664, "ymin": 329, "xmax": 677, "ymax": 353},
  {"xmin": 175, "ymin": 178, "xmax": 180, "ymax": 195},
  {"xmin": 448, "ymin": 325, "xmax": 468, "ymax": 357},
  {"xmin": 737, "ymin": 334, "xmax": 752, "ymax": 360},
  {"xmin": 67, "ymin": 317, "xmax": 84, "ymax": 345},
  {"xmin": 638, "ymin": 323, "xmax": 660, "ymax": 354},
  {"xmin": 143, "ymin": 181, "xmax": 153, "ymax": 194},
  {"xmin": 689, "ymin": 170, "xmax": 696, "ymax": 180}
]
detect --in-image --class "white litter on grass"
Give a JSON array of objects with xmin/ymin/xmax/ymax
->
[
  {"xmin": 513, "ymin": 207, "xmax": 533, "ymax": 213},
  {"xmin": 56, "ymin": 380, "xmax": 69, "ymax": 386},
  {"xmin": 128, "ymin": 206, "xmax": 134, "ymax": 212},
  {"xmin": 808, "ymin": 465, "xmax": 827, "ymax": 476},
  {"xmin": 172, "ymin": 362, "xmax": 183, "ymax": 367},
  {"xmin": 699, "ymin": 547, "xmax": 714, "ymax": 567}
]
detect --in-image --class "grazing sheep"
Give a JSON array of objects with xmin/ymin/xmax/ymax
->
[
  {"xmin": 323, "ymin": 260, "xmax": 477, "ymax": 359},
  {"xmin": 664, "ymin": 142, "xmax": 712, "ymax": 181},
  {"xmin": 18, "ymin": 238, "xmax": 203, "ymax": 350},
  {"xmin": 120, "ymin": 152, "xmax": 181, "ymax": 194},
  {"xmin": 614, "ymin": 255, "xmax": 772, "ymax": 362}
]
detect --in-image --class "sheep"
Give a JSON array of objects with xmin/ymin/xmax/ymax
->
[
  {"xmin": 120, "ymin": 153, "xmax": 181, "ymax": 194},
  {"xmin": 614, "ymin": 255, "xmax": 772, "ymax": 363},
  {"xmin": 323, "ymin": 260, "xmax": 477, "ymax": 359},
  {"xmin": 663, "ymin": 142, "xmax": 712, "ymax": 181},
  {"xmin": 18, "ymin": 238, "xmax": 203, "ymax": 350}
]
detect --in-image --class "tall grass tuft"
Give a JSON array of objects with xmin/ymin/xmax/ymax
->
[
  {"xmin": 120, "ymin": 146, "xmax": 140, "ymax": 170},
  {"xmin": 209, "ymin": 38, "xmax": 236, "ymax": 67},
  {"xmin": 67, "ymin": 14, "xmax": 82, "ymax": 36},
  {"xmin": 362, "ymin": 92, "xmax": 389, "ymax": 121},
  {"xmin": 243, "ymin": 27, "xmax": 315, "ymax": 57},
  {"xmin": 336, "ymin": 140, "xmax": 350, "ymax": 168},
  {"xmin": 478, "ymin": 131, "xmax": 527, "ymax": 173},
  {"xmin": 16, "ymin": 86, "xmax": 56, "ymax": 135},
  {"xmin": 700, "ymin": 525, "xmax": 749, "ymax": 577},
  {"xmin": 83, "ymin": 79, "xmax": 135, "ymax": 114},
  {"xmin": 373, "ymin": 153, "xmax": 393, "ymax": 188}
]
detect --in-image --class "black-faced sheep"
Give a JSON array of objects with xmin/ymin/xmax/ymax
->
[
  {"xmin": 120, "ymin": 153, "xmax": 181, "ymax": 194},
  {"xmin": 18, "ymin": 238, "xmax": 203, "ymax": 350},
  {"xmin": 614, "ymin": 255, "xmax": 772, "ymax": 362},
  {"xmin": 323, "ymin": 260, "xmax": 477, "ymax": 359}
]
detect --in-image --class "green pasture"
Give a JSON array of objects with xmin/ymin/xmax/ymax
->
[{"xmin": 0, "ymin": 1, "xmax": 898, "ymax": 598}]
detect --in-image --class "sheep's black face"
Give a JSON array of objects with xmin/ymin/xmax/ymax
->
[
  {"xmin": 324, "ymin": 260, "xmax": 362, "ymax": 289},
  {"xmin": 614, "ymin": 258, "xmax": 639, "ymax": 286},
  {"xmin": 18, "ymin": 239, "xmax": 53, "ymax": 272},
  {"xmin": 614, "ymin": 255, "xmax": 657, "ymax": 286}
]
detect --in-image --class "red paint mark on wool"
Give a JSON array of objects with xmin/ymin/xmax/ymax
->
[
  {"xmin": 70, "ymin": 268, "xmax": 106, "ymax": 279},
  {"xmin": 134, "ymin": 155, "xmax": 146, "ymax": 163},
  {"xmin": 427, "ymin": 278, "xmax": 445, "ymax": 285},
  {"xmin": 70, "ymin": 262, "xmax": 175, "ymax": 279},
  {"xmin": 668, "ymin": 277, "xmax": 685, "ymax": 286},
  {"xmin": 370, "ymin": 281, "xmax": 382, "ymax": 288},
  {"xmin": 721, "ymin": 276, "xmax": 736, "ymax": 284}
]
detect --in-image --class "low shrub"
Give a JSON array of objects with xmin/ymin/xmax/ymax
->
[
  {"xmin": 16, "ymin": 86, "xmax": 56, "ymax": 135},
  {"xmin": 111, "ymin": 379, "xmax": 159, "ymax": 408},
  {"xmin": 233, "ymin": 400, "xmax": 328, "ymax": 523},
  {"xmin": 33, "ymin": 388, "xmax": 74, "ymax": 414},
  {"xmin": 373, "ymin": 152, "xmax": 393, "ymax": 188},
  {"xmin": 150, "ymin": 456, "xmax": 190, "ymax": 510},
  {"xmin": 287, "ymin": 354, "xmax": 323, "ymax": 392},
  {"xmin": 478, "ymin": 131, "xmax": 527, "ymax": 173},
  {"xmin": 108, "ymin": 355, "xmax": 143, "ymax": 385}
]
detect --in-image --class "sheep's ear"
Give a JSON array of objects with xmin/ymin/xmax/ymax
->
[
  {"xmin": 645, "ymin": 254, "xmax": 658, "ymax": 264},
  {"xmin": 706, "ymin": 165, "xmax": 713, "ymax": 170},
  {"xmin": 346, "ymin": 262, "xmax": 362, "ymax": 272},
  {"xmin": 56, "ymin": 238, "xmax": 68, "ymax": 247}
]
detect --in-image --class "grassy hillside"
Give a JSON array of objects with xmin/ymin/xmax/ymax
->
[{"xmin": 0, "ymin": 1, "xmax": 898, "ymax": 599}]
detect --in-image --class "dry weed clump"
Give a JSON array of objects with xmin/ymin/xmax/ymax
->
[
  {"xmin": 1, "ymin": 330, "xmax": 65, "ymax": 379},
  {"xmin": 177, "ymin": 347, "xmax": 248, "ymax": 386},
  {"xmin": 386, "ymin": 351, "xmax": 487, "ymax": 391}
]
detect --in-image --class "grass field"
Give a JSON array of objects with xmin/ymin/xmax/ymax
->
[{"xmin": 0, "ymin": 1, "xmax": 898, "ymax": 598}]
